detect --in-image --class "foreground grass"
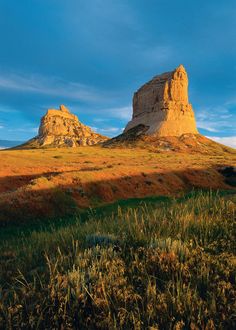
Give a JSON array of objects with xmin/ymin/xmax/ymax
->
[{"xmin": 0, "ymin": 191, "xmax": 235, "ymax": 329}]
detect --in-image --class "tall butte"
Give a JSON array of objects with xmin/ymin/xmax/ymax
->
[
  {"xmin": 21, "ymin": 105, "xmax": 108, "ymax": 148},
  {"xmin": 124, "ymin": 64, "xmax": 198, "ymax": 136},
  {"xmin": 104, "ymin": 65, "xmax": 236, "ymax": 154}
]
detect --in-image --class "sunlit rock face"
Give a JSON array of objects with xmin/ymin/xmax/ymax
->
[
  {"xmin": 124, "ymin": 65, "xmax": 198, "ymax": 136},
  {"xmin": 37, "ymin": 105, "xmax": 108, "ymax": 147}
]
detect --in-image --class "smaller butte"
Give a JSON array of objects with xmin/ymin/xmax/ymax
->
[{"xmin": 20, "ymin": 105, "xmax": 108, "ymax": 148}]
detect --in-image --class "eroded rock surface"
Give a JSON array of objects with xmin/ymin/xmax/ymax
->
[
  {"xmin": 25, "ymin": 105, "xmax": 108, "ymax": 148},
  {"xmin": 124, "ymin": 65, "xmax": 198, "ymax": 136}
]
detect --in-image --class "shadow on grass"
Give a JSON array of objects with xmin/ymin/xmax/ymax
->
[{"xmin": 0, "ymin": 165, "xmax": 235, "ymax": 234}]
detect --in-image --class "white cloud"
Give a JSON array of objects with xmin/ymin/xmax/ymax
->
[
  {"xmin": 92, "ymin": 126, "xmax": 122, "ymax": 136},
  {"xmin": 92, "ymin": 118, "xmax": 110, "ymax": 123},
  {"xmin": 0, "ymin": 105, "xmax": 20, "ymax": 114},
  {"xmin": 208, "ymin": 136, "xmax": 236, "ymax": 149},
  {"xmin": 0, "ymin": 72, "xmax": 106, "ymax": 103},
  {"xmin": 225, "ymin": 97, "xmax": 236, "ymax": 106},
  {"xmin": 99, "ymin": 127, "xmax": 121, "ymax": 133},
  {"xmin": 90, "ymin": 106, "xmax": 132, "ymax": 123},
  {"xmin": 101, "ymin": 105, "xmax": 132, "ymax": 120},
  {"xmin": 196, "ymin": 105, "xmax": 236, "ymax": 133},
  {"xmin": 8, "ymin": 127, "xmax": 38, "ymax": 133},
  {"xmin": 0, "ymin": 125, "xmax": 4, "ymax": 129},
  {"xmin": 197, "ymin": 121, "xmax": 219, "ymax": 132}
]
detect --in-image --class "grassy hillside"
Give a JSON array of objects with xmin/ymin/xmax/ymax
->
[{"xmin": 0, "ymin": 191, "xmax": 235, "ymax": 329}]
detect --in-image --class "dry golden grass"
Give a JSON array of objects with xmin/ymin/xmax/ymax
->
[
  {"xmin": 0, "ymin": 144, "xmax": 235, "ymax": 223},
  {"xmin": 0, "ymin": 142, "xmax": 236, "ymax": 328}
]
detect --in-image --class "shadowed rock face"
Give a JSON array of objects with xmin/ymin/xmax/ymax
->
[
  {"xmin": 124, "ymin": 65, "xmax": 198, "ymax": 136},
  {"xmin": 27, "ymin": 105, "xmax": 108, "ymax": 147}
]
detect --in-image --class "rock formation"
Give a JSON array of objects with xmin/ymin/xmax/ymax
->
[
  {"xmin": 124, "ymin": 65, "xmax": 198, "ymax": 136},
  {"xmin": 22, "ymin": 105, "xmax": 108, "ymax": 148}
]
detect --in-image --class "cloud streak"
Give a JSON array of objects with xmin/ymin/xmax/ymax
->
[
  {"xmin": 209, "ymin": 136, "xmax": 236, "ymax": 149},
  {"xmin": 100, "ymin": 106, "xmax": 132, "ymax": 121},
  {"xmin": 91, "ymin": 125, "xmax": 123, "ymax": 137},
  {"xmin": 7, "ymin": 127, "xmax": 38, "ymax": 133},
  {"xmin": 196, "ymin": 105, "xmax": 236, "ymax": 133},
  {"xmin": 0, "ymin": 72, "xmax": 107, "ymax": 103}
]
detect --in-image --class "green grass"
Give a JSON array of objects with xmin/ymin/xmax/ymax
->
[
  {"xmin": 0, "ymin": 190, "xmax": 235, "ymax": 329},
  {"xmin": 0, "ymin": 195, "xmax": 171, "ymax": 240}
]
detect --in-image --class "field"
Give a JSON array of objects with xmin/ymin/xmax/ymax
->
[
  {"xmin": 0, "ymin": 145, "xmax": 236, "ymax": 329},
  {"xmin": 0, "ymin": 144, "xmax": 236, "ymax": 224}
]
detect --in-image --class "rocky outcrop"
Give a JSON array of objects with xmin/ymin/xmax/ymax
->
[
  {"xmin": 124, "ymin": 65, "xmax": 198, "ymax": 136},
  {"xmin": 22, "ymin": 105, "xmax": 108, "ymax": 148}
]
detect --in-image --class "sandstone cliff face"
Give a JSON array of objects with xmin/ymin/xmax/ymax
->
[
  {"xmin": 31, "ymin": 105, "xmax": 108, "ymax": 147},
  {"xmin": 124, "ymin": 65, "xmax": 198, "ymax": 136}
]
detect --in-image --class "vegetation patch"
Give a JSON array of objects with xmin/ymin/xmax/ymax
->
[{"xmin": 0, "ymin": 191, "xmax": 235, "ymax": 329}]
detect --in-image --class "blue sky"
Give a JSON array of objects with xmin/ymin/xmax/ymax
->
[{"xmin": 0, "ymin": 0, "xmax": 235, "ymax": 147}]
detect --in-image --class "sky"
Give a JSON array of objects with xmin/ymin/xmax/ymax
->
[{"xmin": 0, "ymin": 0, "xmax": 235, "ymax": 148}]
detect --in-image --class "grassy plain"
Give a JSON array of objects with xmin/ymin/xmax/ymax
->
[
  {"xmin": 0, "ymin": 145, "xmax": 235, "ymax": 224},
  {"xmin": 0, "ymin": 145, "xmax": 236, "ymax": 328}
]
